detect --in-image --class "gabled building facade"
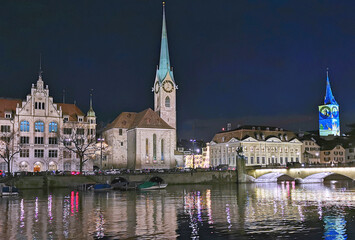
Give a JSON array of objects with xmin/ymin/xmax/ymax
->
[{"xmin": 0, "ymin": 71, "xmax": 96, "ymax": 172}]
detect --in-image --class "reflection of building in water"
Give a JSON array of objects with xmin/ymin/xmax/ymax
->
[
  {"xmin": 323, "ymin": 216, "xmax": 347, "ymax": 239},
  {"xmin": 135, "ymin": 192, "xmax": 178, "ymax": 238}
]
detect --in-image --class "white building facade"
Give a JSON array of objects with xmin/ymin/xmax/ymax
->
[
  {"xmin": 208, "ymin": 126, "xmax": 303, "ymax": 168},
  {"xmin": 0, "ymin": 73, "xmax": 96, "ymax": 172}
]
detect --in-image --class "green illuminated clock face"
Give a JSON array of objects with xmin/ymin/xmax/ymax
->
[
  {"xmin": 154, "ymin": 82, "xmax": 160, "ymax": 94},
  {"xmin": 163, "ymin": 80, "xmax": 174, "ymax": 93}
]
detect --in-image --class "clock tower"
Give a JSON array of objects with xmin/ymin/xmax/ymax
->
[{"xmin": 153, "ymin": 3, "xmax": 177, "ymax": 147}]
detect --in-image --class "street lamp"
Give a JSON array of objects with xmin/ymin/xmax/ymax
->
[
  {"xmin": 190, "ymin": 139, "xmax": 196, "ymax": 170},
  {"xmin": 97, "ymin": 137, "xmax": 105, "ymax": 170}
]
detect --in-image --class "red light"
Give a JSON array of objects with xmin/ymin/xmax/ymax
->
[{"xmin": 222, "ymin": 128, "xmax": 225, "ymax": 131}]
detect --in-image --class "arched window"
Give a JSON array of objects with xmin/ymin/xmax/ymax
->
[
  {"xmin": 161, "ymin": 139, "xmax": 164, "ymax": 161},
  {"xmin": 20, "ymin": 121, "xmax": 30, "ymax": 132},
  {"xmin": 145, "ymin": 138, "xmax": 149, "ymax": 163},
  {"xmin": 153, "ymin": 134, "xmax": 157, "ymax": 161},
  {"xmin": 146, "ymin": 139, "xmax": 149, "ymax": 156},
  {"xmin": 49, "ymin": 122, "xmax": 58, "ymax": 133},
  {"xmin": 165, "ymin": 96, "xmax": 170, "ymax": 108},
  {"xmin": 35, "ymin": 121, "xmax": 44, "ymax": 132}
]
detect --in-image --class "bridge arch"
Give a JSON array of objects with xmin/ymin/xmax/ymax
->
[
  {"xmin": 150, "ymin": 176, "xmax": 164, "ymax": 183},
  {"xmin": 111, "ymin": 177, "xmax": 128, "ymax": 184},
  {"xmin": 299, "ymin": 172, "xmax": 353, "ymax": 183},
  {"xmin": 255, "ymin": 172, "xmax": 295, "ymax": 183}
]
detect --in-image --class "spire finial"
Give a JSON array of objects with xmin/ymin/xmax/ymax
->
[
  {"xmin": 39, "ymin": 53, "xmax": 43, "ymax": 78},
  {"xmin": 326, "ymin": 67, "xmax": 329, "ymax": 79},
  {"xmin": 87, "ymin": 88, "xmax": 96, "ymax": 117},
  {"xmin": 90, "ymin": 89, "xmax": 93, "ymax": 109}
]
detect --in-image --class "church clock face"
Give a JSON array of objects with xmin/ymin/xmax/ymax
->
[
  {"xmin": 163, "ymin": 80, "xmax": 174, "ymax": 93},
  {"xmin": 154, "ymin": 82, "xmax": 160, "ymax": 93}
]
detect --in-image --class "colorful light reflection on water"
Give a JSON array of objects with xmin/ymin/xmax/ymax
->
[{"xmin": 0, "ymin": 182, "xmax": 353, "ymax": 239}]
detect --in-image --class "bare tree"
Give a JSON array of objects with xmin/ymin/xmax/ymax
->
[
  {"xmin": 0, "ymin": 130, "xmax": 21, "ymax": 175},
  {"xmin": 59, "ymin": 123, "xmax": 97, "ymax": 173}
]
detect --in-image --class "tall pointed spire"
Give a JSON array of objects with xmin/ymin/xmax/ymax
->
[
  {"xmin": 87, "ymin": 89, "xmax": 96, "ymax": 117},
  {"xmin": 324, "ymin": 68, "xmax": 338, "ymax": 105},
  {"xmin": 157, "ymin": 2, "xmax": 174, "ymax": 83}
]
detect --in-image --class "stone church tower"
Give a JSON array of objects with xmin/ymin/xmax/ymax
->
[{"xmin": 153, "ymin": 3, "xmax": 177, "ymax": 148}]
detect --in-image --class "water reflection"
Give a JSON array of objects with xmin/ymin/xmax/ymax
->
[{"xmin": 0, "ymin": 182, "xmax": 353, "ymax": 239}]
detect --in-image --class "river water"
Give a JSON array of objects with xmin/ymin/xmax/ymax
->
[{"xmin": 0, "ymin": 181, "xmax": 354, "ymax": 239}]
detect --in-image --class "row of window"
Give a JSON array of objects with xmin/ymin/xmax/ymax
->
[
  {"xmin": 324, "ymin": 157, "xmax": 344, "ymax": 162},
  {"xmin": 20, "ymin": 137, "xmax": 87, "ymax": 146},
  {"xmin": 20, "ymin": 121, "xmax": 57, "ymax": 132},
  {"xmin": 212, "ymin": 146, "xmax": 300, "ymax": 154},
  {"xmin": 34, "ymin": 102, "xmax": 45, "ymax": 110},
  {"xmin": 324, "ymin": 151, "xmax": 344, "ymax": 156},
  {"xmin": 145, "ymin": 135, "xmax": 165, "ymax": 162},
  {"xmin": 20, "ymin": 149, "xmax": 57, "ymax": 158},
  {"xmin": 20, "ymin": 149, "xmax": 74, "ymax": 158},
  {"xmin": 21, "ymin": 137, "xmax": 58, "ymax": 145},
  {"xmin": 213, "ymin": 156, "xmax": 299, "ymax": 165}
]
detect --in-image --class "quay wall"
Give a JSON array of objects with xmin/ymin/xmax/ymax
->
[{"xmin": 10, "ymin": 171, "xmax": 236, "ymax": 189}]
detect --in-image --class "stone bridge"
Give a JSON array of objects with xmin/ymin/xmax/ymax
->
[{"xmin": 247, "ymin": 167, "xmax": 355, "ymax": 183}]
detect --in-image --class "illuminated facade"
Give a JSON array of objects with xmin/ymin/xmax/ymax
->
[
  {"xmin": 0, "ymin": 71, "xmax": 96, "ymax": 172},
  {"xmin": 103, "ymin": 4, "xmax": 177, "ymax": 169},
  {"xmin": 209, "ymin": 126, "xmax": 303, "ymax": 167},
  {"xmin": 319, "ymin": 71, "xmax": 340, "ymax": 136}
]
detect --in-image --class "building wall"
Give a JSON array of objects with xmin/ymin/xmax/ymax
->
[
  {"xmin": 209, "ymin": 138, "xmax": 303, "ymax": 168},
  {"xmin": 320, "ymin": 145, "xmax": 345, "ymax": 165},
  {"xmin": 302, "ymin": 140, "xmax": 320, "ymax": 164},
  {"xmin": 128, "ymin": 128, "xmax": 175, "ymax": 170},
  {"xmin": 345, "ymin": 146, "xmax": 355, "ymax": 163},
  {"xmin": 103, "ymin": 128, "xmax": 128, "ymax": 168}
]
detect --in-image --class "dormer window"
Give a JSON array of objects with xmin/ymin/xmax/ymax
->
[
  {"xmin": 63, "ymin": 117, "xmax": 69, "ymax": 123},
  {"xmin": 5, "ymin": 113, "xmax": 11, "ymax": 119},
  {"xmin": 78, "ymin": 117, "xmax": 83, "ymax": 122}
]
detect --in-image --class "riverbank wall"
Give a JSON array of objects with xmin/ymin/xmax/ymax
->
[{"xmin": 8, "ymin": 171, "xmax": 237, "ymax": 189}]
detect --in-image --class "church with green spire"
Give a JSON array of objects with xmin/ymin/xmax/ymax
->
[
  {"xmin": 103, "ymin": 3, "xmax": 177, "ymax": 170},
  {"xmin": 319, "ymin": 70, "xmax": 340, "ymax": 136}
]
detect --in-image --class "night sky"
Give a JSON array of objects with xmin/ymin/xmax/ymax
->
[{"xmin": 0, "ymin": 0, "xmax": 354, "ymax": 141}]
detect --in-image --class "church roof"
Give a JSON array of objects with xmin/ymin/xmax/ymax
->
[
  {"xmin": 0, "ymin": 98, "xmax": 22, "ymax": 118},
  {"xmin": 129, "ymin": 108, "xmax": 173, "ymax": 130},
  {"xmin": 156, "ymin": 3, "xmax": 174, "ymax": 83},
  {"xmin": 105, "ymin": 112, "xmax": 137, "ymax": 130},
  {"xmin": 106, "ymin": 108, "xmax": 173, "ymax": 131},
  {"xmin": 57, "ymin": 103, "xmax": 84, "ymax": 121},
  {"xmin": 324, "ymin": 70, "xmax": 338, "ymax": 105}
]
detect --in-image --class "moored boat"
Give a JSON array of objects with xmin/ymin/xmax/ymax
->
[
  {"xmin": 0, "ymin": 183, "xmax": 19, "ymax": 196},
  {"xmin": 91, "ymin": 183, "xmax": 112, "ymax": 191},
  {"xmin": 111, "ymin": 177, "xmax": 140, "ymax": 190},
  {"xmin": 138, "ymin": 181, "xmax": 168, "ymax": 190}
]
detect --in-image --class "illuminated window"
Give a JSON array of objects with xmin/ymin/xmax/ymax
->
[
  {"xmin": 161, "ymin": 139, "xmax": 164, "ymax": 161},
  {"xmin": 145, "ymin": 138, "xmax": 149, "ymax": 163},
  {"xmin": 35, "ymin": 121, "xmax": 44, "ymax": 132},
  {"xmin": 20, "ymin": 121, "xmax": 30, "ymax": 132},
  {"xmin": 49, "ymin": 122, "xmax": 58, "ymax": 133}
]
